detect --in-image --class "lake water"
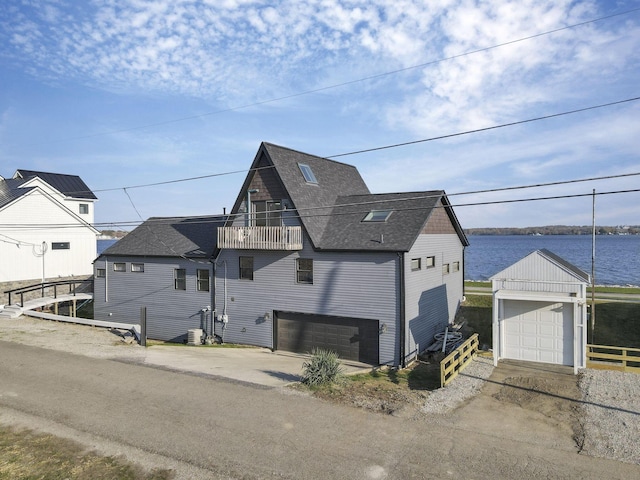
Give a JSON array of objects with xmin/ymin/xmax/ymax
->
[
  {"xmin": 466, "ymin": 235, "xmax": 640, "ymax": 286},
  {"xmin": 98, "ymin": 235, "xmax": 640, "ymax": 287},
  {"xmin": 97, "ymin": 239, "xmax": 117, "ymax": 254}
]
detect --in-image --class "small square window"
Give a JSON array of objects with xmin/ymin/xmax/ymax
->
[
  {"xmin": 296, "ymin": 258, "xmax": 313, "ymax": 284},
  {"xmin": 131, "ymin": 263, "xmax": 144, "ymax": 273},
  {"xmin": 411, "ymin": 258, "xmax": 421, "ymax": 271},
  {"xmin": 239, "ymin": 256, "xmax": 254, "ymax": 281},
  {"xmin": 52, "ymin": 242, "xmax": 70, "ymax": 250},
  {"xmin": 442, "ymin": 263, "xmax": 450, "ymax": 275},
  {"xmin": 362, "ymin": 210, "xmax": 392, "ymax": 222},
  {"xmin": 79, "ymin": 203, "xmax": 89, "ymax": 214},
  {"xmin": 174, "ymin": 268, "xmax": 186, "ymax": 290},
  {"xmin": 113, "ymin": 262, "xmax": 126, "ymax": 272},
  {"xmin": 426, "ymin": 256, "xmax": 435, "ymax": 268},
  {"xmin": 298, "ymin": 163, "xmax": 318, "ymax": 184},
  {"xmin": 96, "ymin": 268, "xmax": 106, "ymax": 278},
  {"xmin": 452, "ymin": 261, "xmax": 460, "ymax": 272},
  {"xmin": 197, "ymin": 269, "xmax": 210, "ymax": 292}
]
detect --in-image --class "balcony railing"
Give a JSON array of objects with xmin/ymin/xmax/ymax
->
[{"xmin": 217, "ymin": 226, "xmax": 303, "ymax": 250}]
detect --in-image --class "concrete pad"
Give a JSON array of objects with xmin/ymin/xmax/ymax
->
[
  {"xmin": 1, "ymin": 316, "xmax": 372, "ymax": 388},
  {"xmin": 139, "ymin": 345, "xmax": 372, "ymax": 388}
]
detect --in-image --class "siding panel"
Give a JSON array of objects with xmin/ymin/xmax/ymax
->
[
  {"xmin": 94, "ymin": 256, "xmax": 213, "ymax": 343},
  {"xmin": 404, "ymin": 233, "xmax": 465, "ymax": 362},
  {"xmin": 214, "ymin": 234, "xmax": 400, "ymax": 365}
]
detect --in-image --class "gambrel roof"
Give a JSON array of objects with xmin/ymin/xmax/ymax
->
[
  {"xmin": 101, "ymin": 215, "xmax": 227, "ymax": 258},
  {"xmin": 226, "ymin": 142, "xmax": 469, "ymax": 252}
]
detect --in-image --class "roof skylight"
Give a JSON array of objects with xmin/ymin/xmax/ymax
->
[
  {"xmin": 362, "ymin": 210, "xmax": 393, "ymax": 222},
  {"xmin": 298, "ymin": 163, "xmax": 318, "ymax": 184}
]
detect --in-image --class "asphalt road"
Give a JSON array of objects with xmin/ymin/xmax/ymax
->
[{"xmin": 1, "ymin": 341, "xmax": 639, "ymax": 480}]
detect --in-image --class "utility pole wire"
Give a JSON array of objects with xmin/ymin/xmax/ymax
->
[
  {"xmin": 327, "ymin": 96, "xmax": 640, "ymax": 158},
  {"xmin": 25, "ymin": 95, "xmax": 637, "ymax": 197},
  {"xmin": 1, "ymin": 187, "xmax": 638, "ymax": 230},
  {"xmin": 17, "ymin": 7, "xmax": 640, "ymax": 147}
]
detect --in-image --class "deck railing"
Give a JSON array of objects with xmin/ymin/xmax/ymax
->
[
  {"xmin": 4, "ymin": 279, "xmax": 94, "ymax": 307},
  {"xmin": 217, "ymin": 226, "xmax": 303, "ymax": 250},
  {"xmin": 586, "ymin": 344, "xmax": 640, "ymax": 374}
]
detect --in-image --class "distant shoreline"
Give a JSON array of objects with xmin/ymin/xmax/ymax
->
[{"xmin": 466, "ymin": 225, "xmax": 639, "ymax": 236}]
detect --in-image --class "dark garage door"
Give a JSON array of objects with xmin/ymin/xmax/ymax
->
[{"xmin": 276, "ymin": 312, "xmax": 379, "ymax": 364}]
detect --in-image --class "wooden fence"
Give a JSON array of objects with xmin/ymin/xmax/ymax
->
[
  {"xmin": 440, "ymin": 333, "xmax": 479, "ymax": 387},
  {"xmin": 586, "ymin": 344, "xmax": 640, "ymax": 374}
]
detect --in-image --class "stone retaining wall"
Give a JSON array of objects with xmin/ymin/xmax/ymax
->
[{"xmin": 1, "ymin": 275, "xmax": 93, "ymax": 306}]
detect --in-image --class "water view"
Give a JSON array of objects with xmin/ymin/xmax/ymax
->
[
  {"xmin": 465, "ymin": 234, "xmax": 640, "ymax": 286},
  {"xmin": 99, "ymin": 234, "xmax": 640, "ymax": 287}
]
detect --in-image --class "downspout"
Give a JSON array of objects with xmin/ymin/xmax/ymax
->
[
  {"xmin": 397, "ymin": 252, "xmax": 406, "ymax": 368},
  {"xmin": 213, "ymin": 257, "xmax": 228, "ymax": 344},
  {"xmin": 105, "ymin": 257, "xmax": 109, "ymax": 303},
  {"xmin": 462, "ymin": 245, "xmax": 466, "ymax": 300}
]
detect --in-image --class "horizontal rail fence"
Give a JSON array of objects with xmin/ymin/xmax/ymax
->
[
  {"xmin": 440, "ymin": 333, "xmax": 479, "ymax": 388},
  {"xmin": 586, "ymin": 344, "xmax": 640, "ymax": 374},
  {"xmin": 5, "ymin": 279, "xmax": 94, "ymax": 307}
]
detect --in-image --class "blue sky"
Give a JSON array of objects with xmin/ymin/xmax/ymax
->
[{"xmin": 1, "ymin": 0, "xmax": 639, "ymax": 229}]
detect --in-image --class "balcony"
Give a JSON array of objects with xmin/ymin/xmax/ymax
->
[{"xmin": 217, "ymin": 226, "xmax": 303, "ymax": 250}]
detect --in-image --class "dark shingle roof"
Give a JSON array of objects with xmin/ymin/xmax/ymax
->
[
  {"xmin": 0, "ymin": 178, "xmax": 32, "ymax": 209},
  {"xmin": 262, "ymin": 143, "xmax": 370, "ymax": 248},
  {"xmin": 100, "ymin": 215, "xmax": 227, "ymax": 258},
  {"xmin": 225, "ymin": 142, "xmax": 468, "ymax": 252},
  {"xmin": 318, "ymin": 192, "xmax": 443, "ymax": 251},
  {"xmin": 15, "ymin": 170, "xmax": 97, "ymax": 200}
]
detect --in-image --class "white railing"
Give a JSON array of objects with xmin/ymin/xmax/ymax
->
[{"xmin": 217, "ymin": 226, "xmax": 303, "ymax": 250}]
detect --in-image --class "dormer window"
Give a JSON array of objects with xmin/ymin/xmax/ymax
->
[
  {"xmin": 298, "ymin": 163, "xmax": 318, "ymax": 184},
  {"xmin": 362, "ymin": 210, "xmax": 393, "ymax": 222}
]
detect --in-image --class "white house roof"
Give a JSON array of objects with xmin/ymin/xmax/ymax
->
[{"xmin": 491, "ymin": 249, "xmax": 590, "ymax": 284}]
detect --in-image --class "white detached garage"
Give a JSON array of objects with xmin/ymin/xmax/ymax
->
[{"xmin": 491, "ymin": 249, "xmax": 590, "ymax": 374}]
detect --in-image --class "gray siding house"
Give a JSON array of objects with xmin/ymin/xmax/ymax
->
[
  {"xmin": 94, "ymin": 143, "xmax": 468, "ymax": 367},
  {"xmin": 93, "ymin": 216, "xmax": 226, "ymax": 342}
]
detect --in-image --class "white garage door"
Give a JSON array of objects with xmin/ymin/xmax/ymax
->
[{"xmin": 503, "ymin": 300, "xmax": 573, "ymax": 366}]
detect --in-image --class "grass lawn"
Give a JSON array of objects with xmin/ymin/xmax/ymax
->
[
  {"xmin": 0, "ymin": 425, "xmax": 173, "ymax": 479},
  {"xmin": 458, "ymin": 294, "xmax": 640, "ymax": 349}
]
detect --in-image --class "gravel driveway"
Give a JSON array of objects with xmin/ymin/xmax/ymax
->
[{"xmin": 2, "ymin": 316, "xmax": 639, "ymax": 466}]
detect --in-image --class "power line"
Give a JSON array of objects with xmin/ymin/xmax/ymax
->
[
  {"xmin": 19, "ymin": 6, "xmax": 640, "ymax": 147},
  {"xmin": 327, "ymin": 96, "xmax": 640, "ymax": 158},
  {"xmin": 94, "ymin": 165, "xmax": 275, "ymax": 193},
  {"xmin": 15, "ymin": 94, "xmax": 638, "ymax": 199},
  {"xmin": 2, "ymin": 186, "xmax": 638, "ymax": 230}
]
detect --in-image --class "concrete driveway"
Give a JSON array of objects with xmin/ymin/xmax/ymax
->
[
  {"xmin": 139, "ymin": 344, "xmax": 370, "ymax": 387},
  {"xmin": 0, "ymin": 316, "xmax": 371, "ymax": 387}
]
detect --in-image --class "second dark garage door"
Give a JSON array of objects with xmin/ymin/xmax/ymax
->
[{"xmin": 275, "ymin": 311, "xmax": 379, "ymax": 364}]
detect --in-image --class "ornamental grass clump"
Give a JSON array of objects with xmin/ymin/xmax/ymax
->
[{"xmin": 301, "ymin": 348, "xmax": 344, "ymax": 386}]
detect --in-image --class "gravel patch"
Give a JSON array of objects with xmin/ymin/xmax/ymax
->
[
  {"xmin": 0, "ymin": 316, "xmax": 145, "ymax": 361},
  {"xmin": 579, "ymin": 369, "xmax": 640, "ymax": 465},
  {"xmin": 420, "ymin": 355, "xmax": 495, "ymax": 414}
]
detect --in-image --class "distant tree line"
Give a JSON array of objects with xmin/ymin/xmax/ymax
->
[
  {"xmin": 100, "ymin": 230, "xmax": 129, "ymax": 239},
  {"xmin": 465, "ymin": 225, "xmax": 640, "ymax": 235}
]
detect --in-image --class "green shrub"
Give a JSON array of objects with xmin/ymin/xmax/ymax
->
[{"xmin": 301, "ymin": 348, "xmax": 344, "ymax": 386}]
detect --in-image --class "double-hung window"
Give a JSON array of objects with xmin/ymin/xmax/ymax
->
[
  {"xmin": 174, "ymin": 268, "xmax": 186, "ymax": 290},
  {"xmin": 239, "ymin": 256, "xmax": 254, "ymax": 280},
  {"xmin": 197, "ymin": 269, "xmax": 210, "ymax": 291},
  {"xmin": 296, "ymin": 258, "xmax": 313, "ymax": 284}
]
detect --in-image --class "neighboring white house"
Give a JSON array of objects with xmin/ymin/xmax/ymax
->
[
  {"xmin": 491, "ymin": 249, "xmax": 590, "ymax": 374},
  {"xmin": 0, "ymin": 170, "xmax": 99, "ymax": 284}
]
